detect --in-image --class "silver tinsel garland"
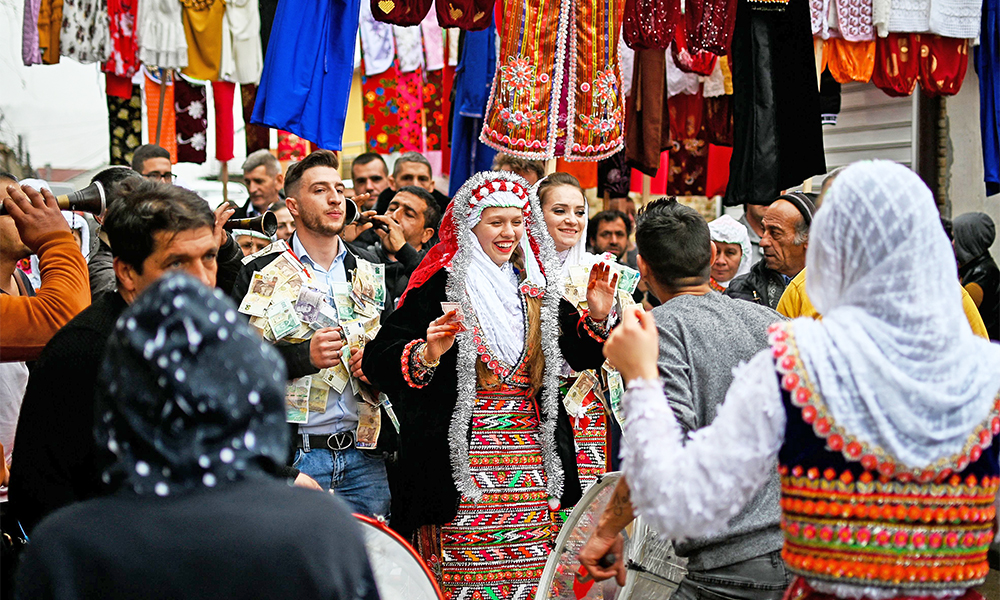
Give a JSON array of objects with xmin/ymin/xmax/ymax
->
[{"xmin": 445, "ymin": 170, "xmax": 566, "ymax": 503}]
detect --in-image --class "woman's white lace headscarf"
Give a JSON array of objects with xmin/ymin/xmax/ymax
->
[
  {"xmin": 793, "ymin": 160, "xmax": 1000, "ymax": 469},
  {"xmin": 708, "ymin": 215, "xmax": 751, "ymax": 286}
]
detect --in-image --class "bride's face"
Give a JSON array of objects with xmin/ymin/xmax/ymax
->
[
  {"xmin": 472, "ymin": 207, "xmax": 525, "ymax": 266},
  {"xmin": 541, "ymin": 185, "xmax": 587, "ymax": 253}
]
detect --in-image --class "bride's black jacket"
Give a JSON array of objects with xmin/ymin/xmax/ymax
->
[{"xmin": 363, "ymin": 269, "xmax": 607, "ymax": 535}]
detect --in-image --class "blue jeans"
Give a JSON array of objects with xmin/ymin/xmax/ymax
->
[
  {"xmin": 672, "ymin": 551, "xmax": 792, "ymax": 600},
  {"xmin": 292, "ymin": 446, "xmax": 390, "ymax": 519}
]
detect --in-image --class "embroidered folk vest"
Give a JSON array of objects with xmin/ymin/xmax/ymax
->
[
  {"xmin": 480, "ymin": 0, "xmax": 626, "ymax": 161},
  {"xmin": 769, "ymin": 324, "xmax": 1000, "ymax": 590}
]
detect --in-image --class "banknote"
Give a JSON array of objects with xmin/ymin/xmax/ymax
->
[
  {"xmin": 294, "ymin": 286, "xmax": 326, "ymax": 325},
  {"xmin": 261, "ymin": 252, "xmax": 303, "ymax": 284},
  {"xmin": 310, "ymin": 303, "xmax": 339, "ymax": 331},
  {"xmin": 285, "ymin": 377, "xmax": 310, "ymax": 423},
  {"xmin": 332, "ymin": 282, "xmax": 356, "ymax": 321},
  {"xmin": 241, "ymin": 239, "xmax": 289, "ymax": 265},
  {"xmin": 266, "ymin": 298, "xmax": 300, "ymax": 340},
  {"xmin": 563, "ymin": 370, "xmax": 598, "ymax": 418},
  {"xmin": 603, "ymin": 361, "xmax": 625, "ymax": 427},
  {"xmin": 614, "ymin": 264, "xmax": 641, "ymax": 294},
  {"xmin": 319, "ymin": 361, "xmax": 350, "ymax": 394},
  {"xmin": 308, "ymin": 378, "xmax": 330, "ymax": 414},
  {"xmin": 355, "ymin": 400, "xmax": 381, "ymax": 449},
  {"xmin": 440, "ymin": 302, "xmax": 469, "ymax": 332},
  {"xmin": 238, "ymin": 272, "xmax": 278, "ymax": 317}
]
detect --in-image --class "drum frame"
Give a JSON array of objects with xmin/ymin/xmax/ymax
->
[{"xmin": 353, "ymin": 514, "xmax": 445, "ymax": 600}]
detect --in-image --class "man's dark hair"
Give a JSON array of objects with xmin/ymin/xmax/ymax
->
[
  {"xmin": 393, "ymin": 152, "xmax": 432, "ymax": 177},
  {"xmin": 493, "ymin": 154, "xmax": 545, "ymax": 181},
  {"xmin": 396, "ymin": 186, "xmax": 441, "ymax": 232},
  {"xmin": 103, "ymin": 178, "xmax": 215, "ymax": 273},
  {"xmin": 0, "ymin": 171, "xmax": 19, "ymax": 183},
  {"xmin": 635, "ymin": 197, "xmax": 712, "ymax": 289},
  {"xmin": 130, "ymin": 144, "xmax": 170, "ymax": 173},
  {"xmin": 352, "ymin": 153, "xmax": 388, "ymax": 174},
  {"xmin": 588, "ymin": 210, "xmax": 632, "ymax": 242},
  {"xmin": 284, "ymin": 150, "xmax": 340, "ymax": 199},
  {"xmin": 91, "ymin": 166, "xmax": 138, "ymax": 211}
]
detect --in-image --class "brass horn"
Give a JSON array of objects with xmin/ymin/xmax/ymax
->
[
  {"xmin": 224, "ymin": 211, "xmax": 278, "ymax": 237},
  {"xmin": 0, "ymin": 181, "xmax": 107, "ymax": 217}
]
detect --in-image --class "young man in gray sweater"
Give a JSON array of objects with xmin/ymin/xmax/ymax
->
[{"xmin": 580, "ymin": 198, "xmax": 789, "ymax": 600}]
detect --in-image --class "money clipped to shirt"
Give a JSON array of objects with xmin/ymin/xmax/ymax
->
[
  {"xmin": 285, "ymin": 377, "xmax": 311, "ymax": 423},
  {"xmin": 319, "ymin": 361, "xmax": 350, "ymax": 394},
  {"xmin": 563, "ymin": 370, "xmax": 599, "ymax": 421},
  {"xmin": 351, "ymin": 259, "xmax": 385, "ymax": 318},
  {"xmin": 267, "ymin": 298, "xmax": 301, "ymax": 340},
  {"xmin": 239, "ymin": 272, "xmax": 278, "ymax": 317},
  {"xmin": 355, "ymin": 399, "xmax": 381, "ymax": 449},
  {"xmin": 241, "ymin": 239, "xmax": 289, "ymax": 265},
  {"xmin": 603, "ymin": 361, "xmax": 626, "ymax": 427},
  {"xmin": 308, "ymin": 378, "xmax": 330, "ymax": 414}
]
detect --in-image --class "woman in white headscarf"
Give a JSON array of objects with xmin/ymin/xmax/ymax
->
[
  {"xmin": 536, "ymin": 172, "xmax": 621, "ymax": 491},
  {"xmin": 581, "ymin": 160, "xmax": 1000, "ymax": 600},
  {"xmin": 708, "ymin": 214, "xmax": 751, "ymax": 291},
  {"xmin": 364, "ymin": 171, "xmax": 587, "ymax": 600}
]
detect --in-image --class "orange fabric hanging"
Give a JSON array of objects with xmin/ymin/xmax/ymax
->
[
  {"xmin": 556, "ymin": 159, "xmax": 599, "ymax": 189},
  {"xmin": 144, "ymin": 71, "xmax": 178, "ymax": 162},
  {"xmin": 872, "ymin": 33, "xmax": 919, "ymax": 97},
  {"xmin": 916, "ymin": 34, "xmax": 970, "ymax": 96},
  {"xmin": 824, "ymin": 37, "xmax": 875, "ymax": 83}
]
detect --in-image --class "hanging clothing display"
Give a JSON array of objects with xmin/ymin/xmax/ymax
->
[
  {"xmin": 686, "ymin": 0, "xmax": 740, "ymax": 54},
  {"xmin": 977, "ymin": 0, "xmax": 999, "ymax": 195},
  {"xmin": 819, "ymin": 68, "xmax": 842, "ymax": 125},
  {"xmin": 421, "ymin": 7, "xmax": 445, "ymax": 70},
  {"xmin": 423, "ymin": 69, "xmax": 447, "ymax": 151},
  {"xmin": 361, "ymin": 60, "xmax": 403, "ymax": 153},
  {"xmin": 221, "ymin": 0, "xmax": 263, "ymax": 84},
  {"xmin": 704, "ymin": 95, "xmax": 734, "ymax": 146},
  {"xmin": 276, "ymin": 131, "xmax": 309, "ymax": 161},
  {"xmin": 251, "ymin": 0, "xmax": 360, "ymax": 150},
  {"xmin": 59, "ymin": 0, "xmax": 110, "ymax": 63},
  {"xmin": 103, "ymin": 0, "xmax": 140, "ymax": 77},
  {"xmin": 175, "ymin": 77, "xmax": 208, "ymax": 164},
  {"xmin": 371, "ymin": 0, "xmax": 432, "ymax": 25},
  {"xmin": 105, "ymin": 72, "xmax": 132, "ymax": 98},
  {"xmin": 598, "ymin": 149, "xmax": 632, "ymax": 198},
  {"xmin": 811, "ymin": 0, "xmax": 875, "ymax": 40},
  {"xmin": 23, "ymin": 0, "xmax": 43, "ymax": 65},
  {"xmin": 258, "ymin": 0, "xmax": 277, "ymax": 58},
  {"xmin": 393, "ymin": 25, "xmax": 424, "ymax": 73},
  {"xmin": 672, "ymin": 20, "xmax": 718, "ymax": 75},
  {"xmin": 398, "ymin": 69, "xmax": 425, "ymax": 152},
  {"xmin": 917, "ymin": 34, "xmax": 969, "ymax": 96},
  {"xmin": 872, "ymin": 32, "xmax": 919, "ymax": 95},
  {"xmin": 212, "ymin": 80, "xmax": 236, "ymax": 161},
  {"xmin": 180, "ymin": 0, "xmax": 225, "ymax": 81},
  {"xmin": 480, "ymin": 0, "xmax": 627, "ymax": 161},
  {"xmin": 137, "ymin": 0, "xmax": 188, "ymax": 69},
  {"xmin": 623, "ymin": 0, "xmax": 679, "ymax": 49},
  {"xmin": 823, "ymin": 37, "xmax": 876, "ymax": 82},
  {"xmin": 625, "ymin": 49, "xmax": 671, "ymax": 176},
  {"xmin": 107, "ymin": 83, "xmax": 142, "ymax": 167},
  {"xmin": 448, "ymin": 24, "xmax": 498, "ymax": 196},
  {"xmin": 241, "ymin": 83, "xmax": 270, "ymax": 153},
  {"xmin": 37, "ymin": 0, "xmax": 64, "ymax": 64},
  {"xmin": 725, "ymin": 0, "xmax": 826, "ymax": 206},
  {"xmin": 359, "ymin": 0, "xmax": 395, "ymax": 76},
  {"xmin": 667, "ymin": 92, "xmax": 709, "ymax": 196},
  {"xmin": 887, "ymin": 0, "xmax": 982, "ymax": 37},
  {"xmin": 434, "ymin": 0, "xmax": 494, "ymax": 29},
  {"xmin": 144, "ymin": 69, "xmax": 178, "ymax": 162}
]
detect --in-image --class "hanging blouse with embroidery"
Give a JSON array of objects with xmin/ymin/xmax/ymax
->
[
  {"xmin": 620, "ymin": 330, "xmax": 1000, "ymax": 599},
  {"xmin": 480, "ymin": 0, "xmax": 626, "ymax": 161}
]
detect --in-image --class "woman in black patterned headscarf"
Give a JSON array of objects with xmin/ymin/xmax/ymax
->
[{"xmin": 15, "ymin": 274, "xmax": 379, "ymax": 600}]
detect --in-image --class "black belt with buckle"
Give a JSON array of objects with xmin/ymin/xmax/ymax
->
[{"xmin": 297, "ymin": 431, "xmax": 355, "ymax": 451}]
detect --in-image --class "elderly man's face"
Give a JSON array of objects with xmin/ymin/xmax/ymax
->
[{"xmin": 759, "ymin": 199, "xmax": 807, "ymax": 277}]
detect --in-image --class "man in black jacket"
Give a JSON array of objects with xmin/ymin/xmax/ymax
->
[
  {"xmin": 230, "ymin": 150, "xmax": 394, "ymax": 518},
  {"xmin": 362, "ymin": 186, "xmax": 441, "ymax": 301},
  {"xmin": 9, "ymin": 179, "xmax": 250, "ymax": 535},
  {"xmin": 726, "ymin": 192, "xmax": 815, "ymax": 309}
]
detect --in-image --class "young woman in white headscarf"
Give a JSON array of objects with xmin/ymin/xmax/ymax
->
[
  {"xmin": 708, "ymin": 214, "xmax": 751, "ymax": 291},
  {"xmin": 580, "ymin": 160, "xmax": 1000, "ymax": 600},
  {"xmin": 536, "ymin": 172, "xmax": 622, "ymax": 492},
  {"xmin": 363, "ymin": 171, "xmax": 585, "ymax": 600}
]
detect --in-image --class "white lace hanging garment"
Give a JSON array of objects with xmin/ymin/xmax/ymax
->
[
  {"xmin": 797, "ymin": 160, "xmax": 1000, "ymax": 470},
  {"xmin": 888, "ymin": 0, "xmax": 982, "ymax": 37},
  {"xmin": 138, "ymin": 0, "xmax": 188, "ymax": 69}
]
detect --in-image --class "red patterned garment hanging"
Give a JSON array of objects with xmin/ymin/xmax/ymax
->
[
  {"xmin": 622, "ymin": 0, "xmax": 679, "ymax": 49},
  {"xmin": 872, "ymin": 33, "xmax": 919, "ymax": 96},
  {"xmin": 672, "ymin": 18, "xmax": 718, "ymax": 75},
  {"xmin": 917, "ymin": 34, "xmax": 970, "ymax": 96},
  {"xmin": 686, "ymin": 0, "xmax": 739, "ymax": 55},
  {"xmin": 480, "ymin": 0, "xmax": 626, "ymax": 161}
]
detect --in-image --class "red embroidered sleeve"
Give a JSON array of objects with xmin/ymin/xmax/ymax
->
[{"xmin": 401, "ymin": 339, "xmax": 436, "ymax": 389}]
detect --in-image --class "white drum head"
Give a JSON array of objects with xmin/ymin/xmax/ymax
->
[{"xmin": 355, "ymin": 515, "xmax": 443, "ymax": 600}]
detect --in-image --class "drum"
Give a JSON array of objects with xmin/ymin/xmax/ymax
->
[
  {"xmin": 354, "ymin": 514, "xmax": 444, "ymax": 600},
  {"xmin": 535, "ymin": 472, "xmax": 687, "ymax": 600}
]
